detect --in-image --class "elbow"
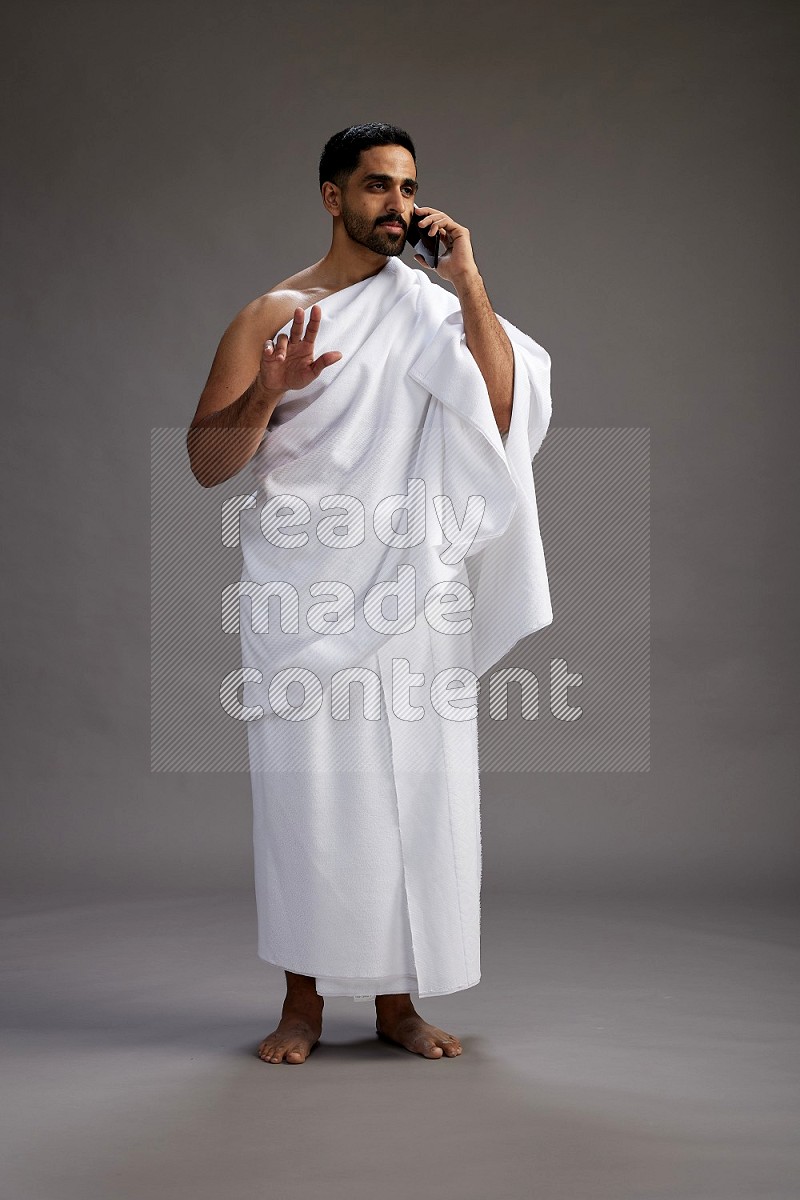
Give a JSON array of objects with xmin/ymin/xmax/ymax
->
[
  {"xmin": 188, "ymin": 460, "xmax": 216, "ymax": 489},
  {"xmin": 186, "ymin": 430, "xmax": 216, "ymax": 488}
]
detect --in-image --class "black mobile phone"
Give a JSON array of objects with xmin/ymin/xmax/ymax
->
[{"xmin": 406, "ymin": 206, "xmax": 440, "ymax": 268}]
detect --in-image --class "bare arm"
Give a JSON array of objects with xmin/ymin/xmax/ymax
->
[
  {"xmin": 411, "ymin": 206, "xmax": 514, "ymax": 436},
  {"xmin": 186, "ymin": 300, "xmax": 286, "ymax": 488},
  {"xmin": 187, "ymin": 383, "xmax": 286, "ymax": 489},
  {"xmin": 453, "ymin": 269, "xmax": 514, "ymax": 436},
  {"xmin": 187, "ymin": 299, "xmax": 341, "ymax": 488}
]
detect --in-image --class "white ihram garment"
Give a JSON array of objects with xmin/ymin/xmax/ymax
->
[{"xmin": 235, "ymin": 255, "xmax": 553, "ymax": 998}]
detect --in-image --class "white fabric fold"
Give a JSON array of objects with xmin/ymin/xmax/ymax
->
[{"xmin": 234, "ymin": 255, "xmax": 554, "ymax": 998}]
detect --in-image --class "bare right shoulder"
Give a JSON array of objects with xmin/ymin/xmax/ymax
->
[{"xmin": 188, "ymin": 283, "xmax": 314, "ymax": 428}]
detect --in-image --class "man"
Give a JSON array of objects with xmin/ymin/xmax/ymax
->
[{"xmin": 187, "ymin": 123, "xmax": 553, "ymax": 1064}]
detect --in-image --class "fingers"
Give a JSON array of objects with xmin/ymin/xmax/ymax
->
[
  {"xmin": 419, "ymin": 210, "xmax": 463, "ymax": 240},
  {"xmin": 311, "ymin": 350, "xmax": 342, "ymax": 376},
  {"xmin": 301, "ymin": 304, "xmax": 321, "ymax": 343},
  {"xmin": 264, "ymin": 307, "xmax": 334, "ymax": 375},
  {"xmin": 288, "ymin": 306, "xmax": 305, "ymax": 342},
  {"xmin": 264, "ymin": 332, "xmax": 289, "ymax": 359},
  {"xmin": 287, "ymin": 304, "xmax": 323, "ymax": 344},
  {"xmin": 420, "ymin": 212, "xmax": 448, "ymax": 236},
  {"xmin": 263, "ymin": 334, "xmax": 286, "ymax": 362}
]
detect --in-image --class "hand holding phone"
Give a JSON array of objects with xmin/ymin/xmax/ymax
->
[{"xmin": 406, "ymin": 203, "xmax": 441, "ymax": 268}]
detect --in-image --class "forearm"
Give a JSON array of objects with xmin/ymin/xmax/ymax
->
[
  {"xmin": 453, "ymin": 269, "xmax": 514, "ymax": 434},
  {"xmin": 186, "ymin": 378, "xmax": 285, "ymax": 488}
]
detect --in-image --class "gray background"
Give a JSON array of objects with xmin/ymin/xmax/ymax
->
[
  {"xmin": 3, "ymin": 0, "xmax": 796, "ymax": 899},
  {"xmin": 2, "ymin": 4, "xmax": 799, "ymax": 1197}
]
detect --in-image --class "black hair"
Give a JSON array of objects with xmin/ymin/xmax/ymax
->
[{"xmin": 318, "ymin": 123, "xmax": 416, "ymax": 192}]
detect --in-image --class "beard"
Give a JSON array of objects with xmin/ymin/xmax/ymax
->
[{"xmin": 340, "ymin": 201, "xmax": 406, "ymax": 257}]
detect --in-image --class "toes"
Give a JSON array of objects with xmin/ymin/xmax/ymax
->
[
  {"xmin": 263, "ymin": 1038, "xmax": 314, "ymax": 1064},
  {"xmin": 423, "ymin": 1041, "xmax": 444, "ymax": 1058},
  {"xmin": 257, "ymin": 1020, "xmax": 319, "ymax": 1063},
  {"xmin": 434, "ymin": 1027, "xmax": 463, "ymax": 1056},
  {"xmin": 377, "ymin": 1016, "xmax": 462, "ymax": 1059},
  {"xmin": 258, "ymin": 1040, "xmax": 289, "ymax": 1063}
]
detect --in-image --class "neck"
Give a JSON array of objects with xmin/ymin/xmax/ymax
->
[{"xmin": 312, "ymin": 220, "xmax": 402, "ymax": 290}]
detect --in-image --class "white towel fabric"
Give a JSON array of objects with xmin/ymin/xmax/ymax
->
[{"xmin": 235, "ymin": 255, "xmax": 553, "ymax": 998}]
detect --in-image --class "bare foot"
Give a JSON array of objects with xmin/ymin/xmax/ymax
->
[
  {"xmin": 375, "ymin": 1007, "xmax": 463, "ymax": 1059},
  {"xmin": 257, "ymin": 1011, "xmax": 322, "ymax": 1064},
  {"xmin": 257, "ymin": 972, "xmax": 323, "ymax": 1065}
]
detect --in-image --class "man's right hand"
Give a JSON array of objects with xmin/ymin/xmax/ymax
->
[{"xmin": 258, "ymin": 304, "xmax": 343, "ymax": 396}]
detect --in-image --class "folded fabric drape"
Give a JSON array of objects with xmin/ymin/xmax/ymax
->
[{"xmin": 234, "ymin": 255, "xmax": 553, "ymax": 998}]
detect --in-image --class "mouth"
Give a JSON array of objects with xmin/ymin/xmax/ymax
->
[{"xmin": 379, "ymin": 222, "xmax": 404, "ymax": 233}]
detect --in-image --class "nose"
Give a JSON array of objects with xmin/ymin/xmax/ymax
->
[{"xmin": 383, "ymin": 188, "xmax": 407, "ymax": 222}]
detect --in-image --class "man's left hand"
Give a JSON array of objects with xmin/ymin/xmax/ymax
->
[{"xmin": 411, "ymin": 206, "xmax": 478, "ymax": 283}]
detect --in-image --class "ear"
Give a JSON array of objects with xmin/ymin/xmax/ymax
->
[{"xmin": 321, "ymin": 182, "xmax": 341, "ymax": 217}]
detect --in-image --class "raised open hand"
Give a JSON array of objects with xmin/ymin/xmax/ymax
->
[{"xmin": 258, "ymin": 304, "xmax": 343, "ymax": 393}]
